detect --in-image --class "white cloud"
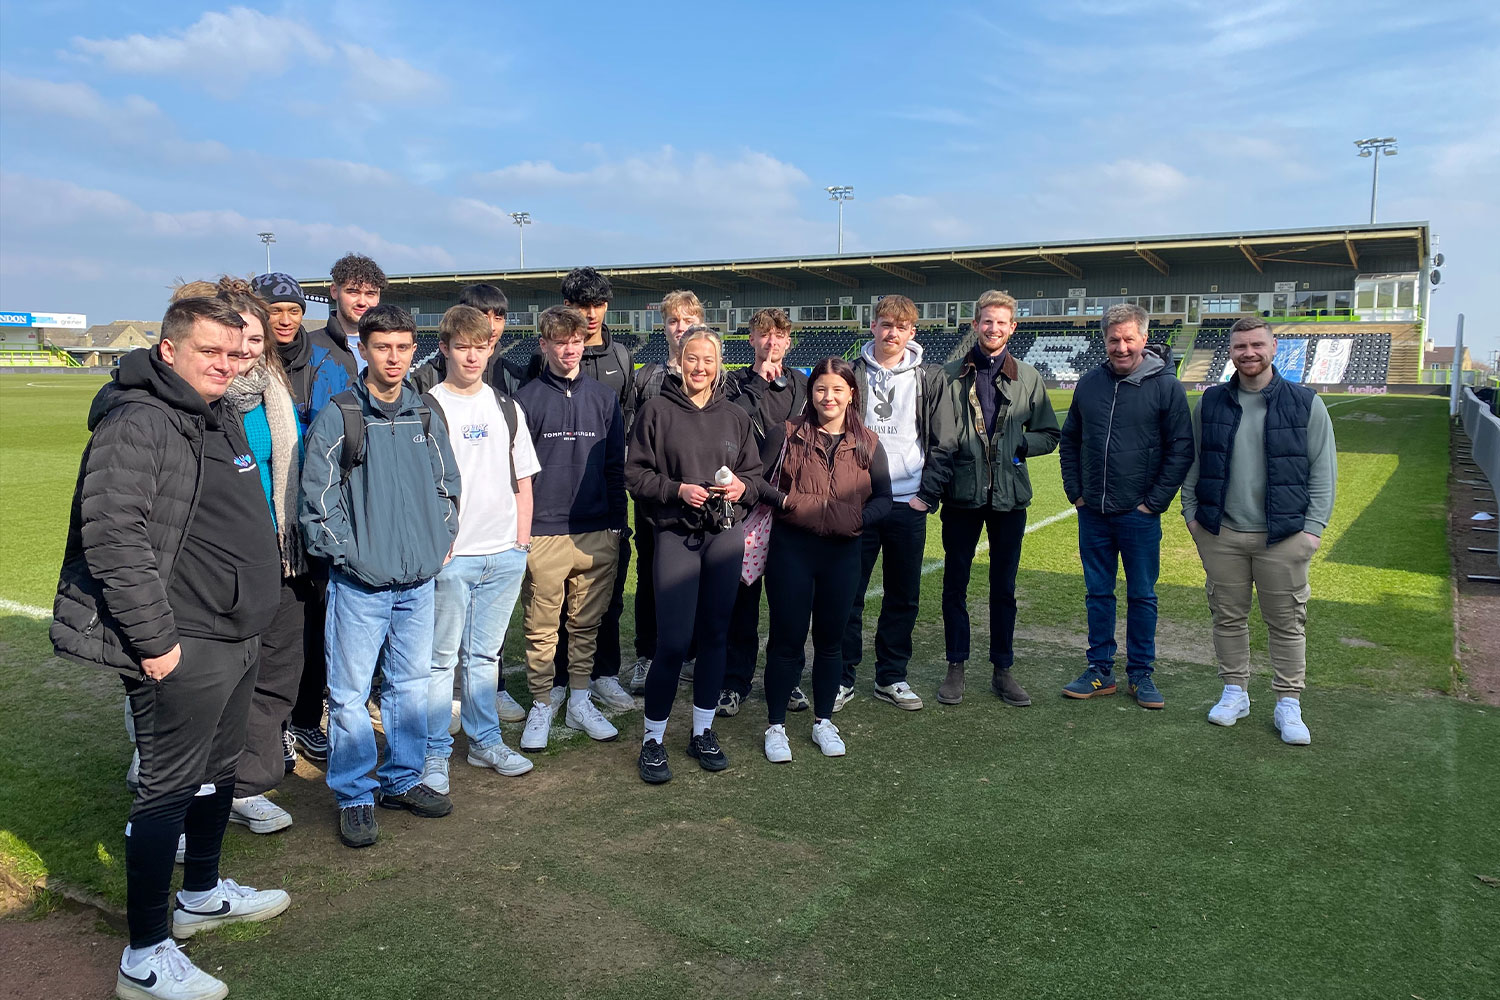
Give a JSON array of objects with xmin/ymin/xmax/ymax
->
[
  {"xmin": 339, "ymin": 43, "xmax": 443, "ymax": 103},
  {"xmin": 71, "ymin": 7, "xmax": 331, "ymax": 98},
  {"xmin": 0, "ymin": 73, "xmax": 229, "ymax": 161}
]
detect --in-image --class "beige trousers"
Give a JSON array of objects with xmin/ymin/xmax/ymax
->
[
  {"xmin": 1192, "ymin": 525, "xmax": 1318, "ymax": 696},
  {"xmin": 521, "ymin": 530, "xmax": 619, "ymax": 702}
]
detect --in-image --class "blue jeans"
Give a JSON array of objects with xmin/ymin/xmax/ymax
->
[
  {"xmin": 427, "ymin": 549, "xmax": 527, "ymax": 758},
  {"xmin": 325, "ymin": 571, "xmax": 434, "ymax": 807},
  {"xmin": 1077, "ymin": 507, "xmax": 1161, "ymax": 679}
]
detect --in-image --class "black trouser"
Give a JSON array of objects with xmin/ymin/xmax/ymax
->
[
  {"xmin": 123, "ymin": 635, "xmax": 259, "ymax": 948},
  {"xmin": 765, "ymin": 524, "xmax": 862, "ymax": 724},
  {"xmin": 842, "ymin": 501, "xmax": 928, "ymax": 687},
  {"xmin": 722, "ymin": 577, "xmax": 764, "ymax": 697},
  {"xmin": 642, "ymin": 524, "xmax": 744, "ymax": 721},
  {"xmin": 290, "ymin": 572, "xmax": 327, "ymax": 729},
  {"xmin": 941, "ymin": 505, "xmax": 1028, "ymax": 669},
  {"xmin": 632, "ymin": 500, "xmax": 657, "ymax": 658},
  {"xmin": 236, "ymin": 576, "xmax": 309, "ymax": 796},
  {"xmin": 554, "ymin": 529, "xmax": 630, "ymax": 684}
]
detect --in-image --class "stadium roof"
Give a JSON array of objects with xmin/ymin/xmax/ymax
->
[{"xmin": 298, "ymin": 222, "xmax": 1428, "ymax": 299}]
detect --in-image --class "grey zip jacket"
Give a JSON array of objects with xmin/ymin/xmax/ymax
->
[
  {"xmin": 300, "ymin": 378, "xmax": 461, "ymax": 587},
  {"xmin": 1059, "ymin": 351, "xmax": 1194, "ymax": 515}
]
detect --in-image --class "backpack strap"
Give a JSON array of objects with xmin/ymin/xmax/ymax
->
[
  {"xmin": 495, "ymin": 389, "xmax": 521, "ymax": 495},
  {"xmin": 332, "ymin": 390, "xmax": 364, "ymax": 483}
]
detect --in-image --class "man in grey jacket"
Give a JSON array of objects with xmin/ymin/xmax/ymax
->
[{"xmin": 301, "ymin": 304, "xmax": 461, "ymax": 848}]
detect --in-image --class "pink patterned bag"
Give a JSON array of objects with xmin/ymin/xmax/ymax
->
[{"xmin": 740, "ymin": 437, "xmax": 789, "ymax": 586}]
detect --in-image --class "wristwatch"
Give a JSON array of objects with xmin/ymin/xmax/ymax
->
[{"xmin": 516, "ymin": 542, "xmax": 532, "ymax": 552}]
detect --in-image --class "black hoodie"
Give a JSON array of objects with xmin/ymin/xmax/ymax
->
[
  {"xmin": 626, "ymin": 377, "xmax": 763, "ymax": 532},
  {"xmin": 526, "ymin": 325, "xmax": 634, "ymax": 426},
  {"xmin": 51, "ymin": 347, "xmax": 278, "ymax": 674}
]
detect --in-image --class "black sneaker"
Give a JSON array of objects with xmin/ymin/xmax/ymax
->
[
  {"xmin": 338, "ymin": 804, "xmax": 379, "ymax": 848},
  {"xmin": 638, "ymin": 739, "xmax": 672, "ymax": 784},
  {"xmin": 686, "ymin": 729, "xmax": 729, "ymax": 772},
  {"xmin": 289, "ymin": 724, "xmax": 329, "ymax": 763},
  {"xmin": 281, "ymin": 729, "xmax": 298, "ymax": 775},
  {"xmin": 376, "ymin": 783, "xmax": 452, "ymax": 818}
]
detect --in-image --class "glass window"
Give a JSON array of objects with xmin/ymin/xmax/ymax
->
[
  {"xmin": 1356, "ymin": 287, "xmax": 1375, "ymax": 310},
  {"xmin": 1169, "ymin": 295, "xmax": 1186, "ymax": 314},
  {"xmin": 1151, "ymin": 296, "xmax": 1167, "ymax": 314},
  {"xmin": 1397, "ymin": 282, "xmax": 1415, "ymax": 308},
  {"xmin": 1064, "ymin": 298, "xmax": 1080, "ymax": 316},
  {"xmin": 1377, "ymin": 283, "xmax": 1395, "ymax": 309},
  {"xmin": 1334, "ymin": 291, "xmax": 1352, "ymax": 312},
  {"xmin": 959, "ymin": 301, "xmax": 974, "ymax": 319},
  {"xmin": 1241, "ymin": 294, "xmax": 1260, "ymax": 313}
]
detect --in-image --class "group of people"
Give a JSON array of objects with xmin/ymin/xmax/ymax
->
[{"xmin": 53, "ymin": 255, "xmax": 1337, "ymax": 1000}]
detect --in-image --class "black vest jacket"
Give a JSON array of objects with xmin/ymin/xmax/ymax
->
[{"xmin": 1193, "ymin": 368, "xmax": 1315, "ymax": 545}]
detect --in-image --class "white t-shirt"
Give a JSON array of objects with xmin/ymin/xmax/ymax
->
[{"xmin": 428, "ymin": 383, "xmax": 542, "ymax": 556}]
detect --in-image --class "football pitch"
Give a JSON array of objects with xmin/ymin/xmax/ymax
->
[{"xmin": 1, "ymin": 370, "xmax": 1495, "ymax": 999}]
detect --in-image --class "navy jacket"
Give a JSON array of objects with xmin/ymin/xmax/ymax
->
[
  {"xmin": 515, "ymin": 366, "xmax": 627, "ymax": 535},
  {"xmin": 277, "ymin": 325, "xmax": 355, "ymax": 433}
]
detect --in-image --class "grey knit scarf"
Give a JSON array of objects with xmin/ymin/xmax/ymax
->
[{"xmin": 224, "ymin": 365, "xmax": 306, "ymax": 577}]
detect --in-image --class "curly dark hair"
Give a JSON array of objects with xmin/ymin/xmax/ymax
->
[
  {"xmin": 560, "ymin": 266, "xmax": 612, "ymax": 307},
  {"xmin": 330, "ymin": 252, "xmax": 388, "ymax": 292}
]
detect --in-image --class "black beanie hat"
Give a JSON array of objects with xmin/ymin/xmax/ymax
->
[{"xmin": 252, "ymin": 272, "xmax": 307, "ymax": 311}]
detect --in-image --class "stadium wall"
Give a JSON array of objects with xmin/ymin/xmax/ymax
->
[{"xmin": 1459, "ymin": 387, "xmax": 1500, "ymax": 572}]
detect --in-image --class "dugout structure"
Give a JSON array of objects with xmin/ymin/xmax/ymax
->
[{"xmin": 300, "ymin": 222, "xmax": 1432, "ymax": 392}]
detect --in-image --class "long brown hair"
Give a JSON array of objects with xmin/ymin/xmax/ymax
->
[
  {"xmin": 794, "ymin": 357, "xmax": 876, "ymax": 470},
  {"xmin": 214, "ymin": 275, "xmax": 290, "ymax": 389}
]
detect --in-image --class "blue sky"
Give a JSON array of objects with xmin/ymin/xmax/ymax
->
[{"xmin": 1, "ymin": 1, "xmax": 1495, "ymax": 357}]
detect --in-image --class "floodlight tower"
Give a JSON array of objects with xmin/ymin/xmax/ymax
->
[
  {"xmin": 825, "ymin": 186, "xmax": 854, "ymax": 254},
  {"xmin": 258, "ymin": 231, "xmax": 276, "ymax": 273},
  {"xmin": 1353, "ymin": 137, "xmax": 1397, "ymax": 224},
  {"xmin": 509, "ymin": 212, "xmax": 532, "ymax": 268}
]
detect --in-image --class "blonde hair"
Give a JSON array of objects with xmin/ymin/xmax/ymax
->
[
  {"xmin": 975, "ymin": 290, "xmax": 1017, "ymax": 319},
  {"xmin": 438, "ymin": 304, "xmax": 492, "ymax": 346},
  {"xmin": 170, "ymin": 279, "xmax": 219, "ymax": 302},
  {"xmin": 873, "ymin": 294, "xmax": 918, "ymax": 326},
  {"xmin": 678, "ymin": 324, "xmax": 725, "ymax": 389},
  {"xmin": 661, "ymin": 290, "xmax": 703, "ymax": 323}
]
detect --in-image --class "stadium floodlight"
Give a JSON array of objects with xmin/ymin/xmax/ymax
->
[
  {"xmin": 258, "ymin": 232, "xmax": 276, "ymax": 274},
  {"xmin": 825, "ymin": 185, "xmax": 854, "ymax": 254},
  {"xmin": 509, "ymin": 212, "xmax": 532, "ymax": 268},
  {"xmin": 1353, "ymin": 137, "xmax": 1397, "ymax": 224}
]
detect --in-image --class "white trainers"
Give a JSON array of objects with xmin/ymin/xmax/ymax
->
[
  {"xmin": 626, "ymin": 656, "xmax": 652, "ymax": 693},
  {"xmin": 811, "ymin": 719, "xmax": 847, "ymax": 757},
  {"xmin": 422, "ymin": 756, "xmax": 450, "ymax": 795},
  {"xmin": 117, "ymin": 939, "xmax": 227, "ymax": 1000},
  {"xmin": 171, "ymin": 878, "xmax": 291, "ymax": 939},
  {"xmin": 228, "ymin": 795, "xmax": 292, "ymax": 834},
  {"xmin": 873, "ymin": 680, "xmax": 924, "ymax": 711},
  {"xmin": 520, "ymin": 702, "xmax": 553, "ymax": 751},
  {"xmin": 497, "ymin": 690, "xmax": 527, "ymax": 723},
  {"xmin": 832, "ymin": 684, "xmax": 856, "ymax": 713},
  {"xmin": 549, "ymin": 685, "xmax": 567, "ymax": 710},
  {"xmin": 590, "ymin": 675, "xmax": 637, "ymax": 712},
  {"xmin": 565, "ymin": 695, "xmax": 620, "ymax": 742},
  {"xmin": 1207, "ymin": 685, "xmax": 1251, "ymax": 726},
  {"xmin": 764, "ymin": 724, "xmax": 792, "ymax": 763},
  {"xmin": 1273, "ymin": 698, "xmax": 1312, "ymax": 745},
  {"xmin": 466, "ymin": 740, "xmax": 534, "ymax": 777},
  {"xmin": 175, "ymin": 834, "xmax": 185, "ymax": 865},
  {"xmin": 448, "ymin": 699, "xmax": 462, "ymax": 736}
]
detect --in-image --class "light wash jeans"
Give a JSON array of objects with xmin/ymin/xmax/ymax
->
[
  {"xmin": 427, "ymin": 548, "xmax": 528, "ymax": 758},
  {"xmin": 325, "ymin": 570, "xmax": 434, "ymax": 807}
]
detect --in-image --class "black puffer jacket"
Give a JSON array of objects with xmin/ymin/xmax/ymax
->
[
  {"xmin": 51, "ymin": 348, "xmax": 215, "ymax": 675},
  {"xmin": 1059, "ymin": 352, "xmax": 1194, "ymax": 514}
]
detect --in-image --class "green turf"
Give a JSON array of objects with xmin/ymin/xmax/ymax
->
[{"xmin": 2, "ymin": 372, "xmax": 1491, "ymax": 999}]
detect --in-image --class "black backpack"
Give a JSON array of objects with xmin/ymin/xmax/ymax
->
[
  {"xmin": 332, "ymin": 390, "xmax": 433, "ymax": 484},
  {"xmin": 421, "ymin": 387, "xmax": 524, "ymax": 495}
]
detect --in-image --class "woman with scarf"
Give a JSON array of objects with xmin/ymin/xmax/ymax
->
[{"xmin": 214, "ymin": 277, "xmax": 307, "ymax": 834}]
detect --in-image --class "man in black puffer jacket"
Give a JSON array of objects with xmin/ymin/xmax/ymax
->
[
  {"xmin": 52, "ymin": 297, "xmax": 291, "ymax": 1000},
  {"xmin": 1059, "ymin": 303, "xmax": 1193, "ymax": 710}
]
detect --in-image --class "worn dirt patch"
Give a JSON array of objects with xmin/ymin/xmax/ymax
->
[
  {"xmin": 1449, "ymin": 423, "xmax": 1500, "ymax": 705},
  {"xmin": 0, "ymin": 905, "xmax": 121, "ymax": 1000}
]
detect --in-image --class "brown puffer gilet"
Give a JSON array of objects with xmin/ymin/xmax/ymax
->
[{"xmin": 774, "ymin": 417, "xmax": 873, "ymax": 539}]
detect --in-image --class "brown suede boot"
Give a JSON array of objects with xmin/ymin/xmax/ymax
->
[
  {"xmin": 991, "ymin": 668, "xmax": 1032, "ymax": 707},
  {"xmin": 937, "ymin": 662, "xmax": 966, "ymax": 705}
]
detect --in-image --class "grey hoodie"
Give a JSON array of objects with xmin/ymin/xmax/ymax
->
[{"xmin": 860, "ymin": 340, "xmax": 928, "ymax": 502}]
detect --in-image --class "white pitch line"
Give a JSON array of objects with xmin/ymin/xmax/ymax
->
[
  {"xmin": 864, "ymin": 505, "xmax": 1078, "ymax": 600},
  {"xmin": 0, "ymin": 597, "xmax": 51, "ymax": 619}
]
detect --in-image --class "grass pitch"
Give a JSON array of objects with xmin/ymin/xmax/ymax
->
[{"xmin": 1, "ymin": 371, "xmax": 1494, "ymax": 999}]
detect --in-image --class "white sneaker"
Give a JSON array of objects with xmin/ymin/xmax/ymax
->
[
  {"xmin": 117, "ymin": 939, "xmax": 227, "ymax": 1000},
  {"xmin": 811, "ymin": 719, "xmax": 847, "ymax": 757},
  {"xmin": 1273, "ymin": 698, "xmax": 1312, "ymax": 745},
  {"xmin": 832, "ymin": 684, "xmax": 856, "ymax": 713},
  {"xmin": 367, "ymin": 697, "xmax": 382, "ymax": 729},
  {"xmin": 764, "ymin": 724, "xmax": 792, "ymax": 763},
  {"xmin": 680, "ymin": 658, "xmax": 696, "ymax": 683},
  {"xmin": 1207, "ymin": 685, "xmax": 1251, "ymax": 727},
  {"xmin": 171, "ymin": 878, "xmax": 291, "ymax": 939},
  {"xmin": 626, "ymin": 656, "xmax": 652, "ymax": 693},
  {"xmin": 175, "ymin": 834, "xmax": 185, "ymax": 865},
  {"xmin": 422, "ymin": 756, "xmax": 450, "ymax": 795},
  {"xmin": 448, "ymin": 699, "xmax": 462, "ymax": 736},
  {"xmin": 590, "ymin": 675, "xmax": 637, "ymax": 712},
  {"xmin": 874, "ymin": 680, "xmax": 924, "ymax": 711},
  {"xmin": 228, "ymin": 795, "xmax": 292, "ymax": 834},
  {"xmin": 520, "ymin": 702, "xmax": 553, "ymax": 751},
  {"xmin": 550, "ymin": 685, "xmax": 567, "ymax": 710},
  {"xmin": 497, "ymin": 690, "xmax": 527, "ymax": 723},
  {"xmin": 466, "ymin": 740, "xmax": 534, "ymax": 777},
  {"xmin": 126, "ymin": 749, "xmax": 141, "ymax": 793},
  {"xmin": 565, "ymin": 695, "xmax": 620, "ymax": 742}
]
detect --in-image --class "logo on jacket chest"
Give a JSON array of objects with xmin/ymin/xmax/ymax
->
[{"xmin": 233, "ymin": 453, "xmax": 258, "ymax": 473}]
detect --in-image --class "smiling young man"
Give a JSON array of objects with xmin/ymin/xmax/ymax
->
[
  {"xmin": 840, "ymin": 295, "xmax": 950, "ymax": 712},
  {"xmin": 325, "ymin": 253, "xmax": 388, "ymax": 369},
  {"xmin": 934, "ymin": 291, "xmax": 1059, "ymax": 707},
  {"xmin": 1059, "ymin": 303, "xmax": 1193, "ymax": 709},
  {"xmin": 300, "ymin": 304, "xmax": 461, "ymax": 848},
  {"xmin": 53, "ymin": 297, "xmax": 290, "ymax": 1000},
  {"xmin": 1181, "ymin": 318, "xmax": 1336, "ymax": 744}
]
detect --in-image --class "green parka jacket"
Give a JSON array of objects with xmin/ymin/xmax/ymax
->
[{"xmin": 938, "ymin": 350, "xmax": 1060, "ymax": 511}]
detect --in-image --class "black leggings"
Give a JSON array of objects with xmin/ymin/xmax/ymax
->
[
  {"xmin": 124, "ymin": 635, "xmax": 258, "ymax": 948},
  {"xmin": 642, "ymin": 524, "xmax": 745, "ymax": 721},
  {"xmin": 763, "ymin": 524, "xmax": 863, "ymax": 724}
]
